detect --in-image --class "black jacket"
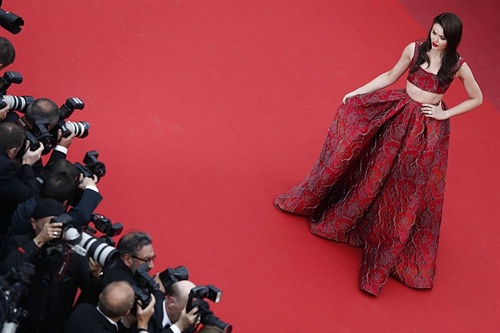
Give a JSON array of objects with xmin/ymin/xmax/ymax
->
[
  {"xmin": 0, "ymin": 147, "xmax": 38, "ymax": 233},
  {"xmin": 3, "ymin": 234, "xmax": 101, "ymax": 333},
  {"xmin": 66, "ymin": 303, "xmax": 123, "ymax": 333}
]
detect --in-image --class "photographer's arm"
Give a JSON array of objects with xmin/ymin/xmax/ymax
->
[
  {"xmin": 74, "ymin": 257, "xmax": 103, "ymax": 306},
  {"xmin": 32, "ymin": 221, "xmax": 62, "ymax": 249},
  {"xmin": 3, "ymin": 222, "xmax": 62, "ymax": 269},
  {"xmin": 22, "ymin": 141, "xmax": 45, "ymax": 179},
  {"xmin": 0, "ymin": 159, "xmax": 38, "ymax": 204},
  {"xmin": 45, "ymin": 130, "xmax": 76, "ymax": 166},
  {"xmin": 68, "ymin": 174, "xmax": 103, "ymax": 227},
  {"xmin": 2, "ymin": 236, "xmax": 40, "ymax": 270}
]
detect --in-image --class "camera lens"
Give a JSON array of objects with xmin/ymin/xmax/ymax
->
[{"xmin": 65, "ymin": 121, "xmax": 90, "ymax": 138}]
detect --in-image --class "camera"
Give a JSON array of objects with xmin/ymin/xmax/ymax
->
[
  {"xmin": 0, "ymin": 262, "xmax": 34, "ymax": 333},
  {"xmin": 74, "ymin": 150, "xmax": 106, "ymax": 180},
  {"xmin": 17, "ymin": 97, "xmax": 90, "ymax": 155},
  {"xmin": 132, "ymin": 263, "xmax": 160, "ymax": 311},
  {"xmin": 133, "ymin": 264, "xmax": 189, "ymax": 312},
  {"xmin": 159, "ymin": 266, "xmax": 189, "ymax": 291},
  {"xmin": 22, "ymin": 119, "xmax": 52, "ymax": 153},
  {"xmin": 0, "ymin": 2, "xmax": 23, "ymax": 34},
  {"xmin": 50, "ymin": 214, "xmax": 120, "ymax": 268},
  {"xmin": 70, "ymin": 150, "xmax": 106, "ymax": 206},
  {"xmin": 56, "ymin": 97, "xmax": 89, "ymax": 138},
  {"xmin": 186, "ymin": 285, "xmax": 232, "ymax": 333},
  {"xmin": 0, "ymin": 71, "xmax": 33, "ymax": 112},
  {"xmin": 84, "ymin": 213, "xmax": 123, "ymax": 247}
]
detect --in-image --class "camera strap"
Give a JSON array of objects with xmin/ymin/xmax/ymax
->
[{"xmin": 56, "ymin": 250, "xmax": 71, "ymax": 280}]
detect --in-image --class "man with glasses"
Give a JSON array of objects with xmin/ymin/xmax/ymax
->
[
  {"xmin": 102, "ymin": 231, "xmax": 157, "ymax": 286},
  {"xmin": 101, "ymin": 231, "xmax": 199, "ymax": 333}
]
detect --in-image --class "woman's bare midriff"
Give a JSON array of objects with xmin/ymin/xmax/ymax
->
[{"xmin": 406, "ymin": 81, "xmax": 444, "ymax": 104}]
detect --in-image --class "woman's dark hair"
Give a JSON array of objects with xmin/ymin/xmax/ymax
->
[{"xmin": 410, "ymin": 12, "xmax": 463, "ymax": 86}]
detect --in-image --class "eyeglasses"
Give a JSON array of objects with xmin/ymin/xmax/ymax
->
[{"xmin": 130, "ymin": 254, "xmax": 156, "ymax": 264}]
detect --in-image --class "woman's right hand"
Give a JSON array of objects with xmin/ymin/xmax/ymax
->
[{"xmin": 342, "ymin": 91, "xmax": 358, "ymax": 104}]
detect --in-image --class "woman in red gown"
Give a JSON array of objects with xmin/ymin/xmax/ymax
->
[{"xmin": 274, "ymin": 13, "xmax": 483, "ymax": 296}]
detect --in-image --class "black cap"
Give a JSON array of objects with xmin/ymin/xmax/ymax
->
[{"xmin": 31, "ymin": 198, "xmax": 65, "ymax": 220}]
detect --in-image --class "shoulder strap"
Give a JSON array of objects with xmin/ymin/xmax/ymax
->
[{"xmin": 411, "ymin": 41, "xmax": 422, "ymax": 67}]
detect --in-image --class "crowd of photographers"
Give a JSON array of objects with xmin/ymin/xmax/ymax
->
[{"xmin": 0, "ymin": 35, "xmax": 231, "ymax": 333}]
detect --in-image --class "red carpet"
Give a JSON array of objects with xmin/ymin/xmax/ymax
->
[{"xmin": 5, "ymin": 0, "xmax": 499, "ymax": 332}]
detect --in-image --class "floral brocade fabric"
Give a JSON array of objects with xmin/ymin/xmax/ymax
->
[{"xmin": 274, "ymin": 89, "xmax": 451, "ymax": 295}]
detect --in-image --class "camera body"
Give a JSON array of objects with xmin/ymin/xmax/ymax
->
[
  {"xmin": 186, "ymin": 285, "xmax": 232, "ymax": 333},
  {"xmin": 91, "ymin": 213, "xmax": 122, "ymax": 237},
  {"xmin": 74, "ymin": 150, "xmax": 106, "ymax": 180},
  {"xmin": 70, "ymin": 151, "xmax": 107, "ymax": 207},
  {"xmin": 132, "ymin": 263, "xmax": 160, "ymax": 311},
  {"xmin": 133, "ymin": 264, "xmax": 190, "ymax": 311},
  {"xmin": 20, "ymin": 118, "xmax": 53, "ymax": 153},
  {"xmin": 159, "ymin": 266, "xmax": 189, "ymax": 292},
  {"xmin": 83, "ymin": 213, "xmax": 123, "ymax": 247},
  {"xmin": 0, "ymin": 262, "xmax": 34, "ymax": 332},
  {"xmin": 0, "ymin": 71, "xmax": 33, "ymax": 112},
  {"xmin": 186, "ymin": 285, "xmax": 222, "ymax": 310},
  {"xmin": 56, "ymin": 97, "xmax": 89, "ymax": 139}
]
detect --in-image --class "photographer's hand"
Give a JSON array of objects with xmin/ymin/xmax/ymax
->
[
  {"xmin": 136, "ymin": 294, "xmax": 156, "ymax": 331},
  {"xmin": 57, "ymin": 129, "xmax": 76, "ymax": 148},
  {"xmin": 0, "ymin": 104, "xmax": 9, "ymax": 120},
  {"xmin": 22, "ymin": 141, "xmax": 44, "ymax": 166},
  {"xmin": 175, "ymin": 306, "xmax": 199, "ymax": 332},
  {"xmin": 34, "ymin": 221, "xmax": 63, "ymax": 247},
  {"xmin": 78, "ymin": 173, "xmax": 99, "ymax": 190},
  {"xmin": 88, "ymin": 258, "xmax": 103, "ymax": 279}
]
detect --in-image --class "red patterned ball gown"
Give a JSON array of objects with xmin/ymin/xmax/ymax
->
[{"xmin": 274, "ymin": 41, "xmax": 465, "ymax": 296}]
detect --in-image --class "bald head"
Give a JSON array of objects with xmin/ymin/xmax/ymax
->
[
  {"xmin": 166, "ymin": 280, "xmax": 196, "ymax": 323},
  {"xmin": 98, "ymin": 281, "xmax": 135, "ymax": 320}
]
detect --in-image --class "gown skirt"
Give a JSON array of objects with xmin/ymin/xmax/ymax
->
[{"xmin": 274, "ymin": 88, "xmax": 450, "ymax": 295}]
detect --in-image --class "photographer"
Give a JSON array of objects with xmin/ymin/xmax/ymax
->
[
  {"xmin": 7, "ymin": 160, "xmax": 103, "ymax": 236},
  {"xmin": 0, "ymin": 122, "xmax": 43, "ymax": 233},
  {"xmin": 0, "ymin": 36, "xmax": 15, "ymax": 120},
  {"xmin": 102, "ymin": 231, "xmax": 157, "ymax": 286},
  {"xmin": 155, "ymin": 280, "xmax": 199, "ymax": 333},
  {"xmin": 66, "ymin": 281, "xmax": 156, "ymax": 333},
  {"xmin": 2, "ymin": 198, "xmax": 103, "ymax": 333},
  {"xmin": 4, "ymin": 97, "xmax": 76, "ymax": 177},
  {"xmin": 101, "ymin": 232, "xmax": 198, "ymax": 333}
]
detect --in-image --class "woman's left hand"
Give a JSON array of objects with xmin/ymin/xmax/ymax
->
[{"xmin": 421, "ymin": 102, "xmax": 447, "ymax": 120}]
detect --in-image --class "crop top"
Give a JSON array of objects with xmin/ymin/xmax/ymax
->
[{"xmin": 407, "ymin": 41, "xmax": 465, "ymax": 94}]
